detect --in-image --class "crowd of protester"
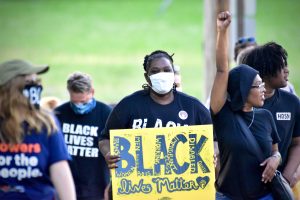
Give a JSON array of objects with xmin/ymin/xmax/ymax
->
[{"xmin": 0, "ymin": 10, "xmax": 299, "ymax": 200}]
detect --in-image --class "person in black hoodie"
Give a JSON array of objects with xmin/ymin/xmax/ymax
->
[
  {"xmin": 241, "ymin": 41, "xmax": 300, "ymax": 188},
  {"xmin": 210, "ymin": 11, "xmax": 281, "ymax": 200}
]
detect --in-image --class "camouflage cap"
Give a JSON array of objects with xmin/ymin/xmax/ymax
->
[{"xmin": 0, "ymin": 59, "xmax": 49, "ymax": 85}]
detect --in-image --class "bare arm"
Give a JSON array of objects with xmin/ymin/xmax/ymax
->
[
  {"xmin": 99, "ymin": 139, "xmax": 111, "ymax": 158},
  {"xmin": 99, "ymin": 139, "xmax": 120, "ymax": 169},
  {"xmin": 260, "ymin": 144, "xmax": 281, "ymax": 183},
  {"xmin": 283, "ymin": 137, "xmax": 300, "ymax": 187},
  {"xmin": 50, "ymin": 160, "xmax": 76, "ymax": 200},
  {"xmin": 214, "ymin": 141, "xmax": 220, "ymax": 179},
  {"xmin": 210, "ymin": 11, "xmax": 231, "ymax": 114},
  {"xmin": 290, "ymin": 163, "xmax": 300, "ymax": 188}
]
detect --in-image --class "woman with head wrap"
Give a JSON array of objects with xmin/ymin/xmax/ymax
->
[{"xmin": 210, "ymin": 12, "xmax": 281, "ymax": 200}]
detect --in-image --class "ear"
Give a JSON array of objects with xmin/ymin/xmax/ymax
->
[
  {"xmin": 90, "ymin": 88, "xmax": 95, "ymax": 96},
  {"xmin": 144, "ymin": 72, "xmax": 151, "ymax": 85}
]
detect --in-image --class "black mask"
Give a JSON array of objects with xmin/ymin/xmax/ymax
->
[{"xmin": 23, "ymin": 84, "xmax": 43, "ymax": 109}]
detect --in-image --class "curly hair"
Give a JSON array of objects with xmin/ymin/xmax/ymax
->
[{"xmin": 240, "ymin": 42, "xmax": 288, "ymax": 78}]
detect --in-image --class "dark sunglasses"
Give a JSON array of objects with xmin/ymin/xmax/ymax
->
[{"xmin": 236, "ymin": 37, "xmax": 256, "ymax": 45}]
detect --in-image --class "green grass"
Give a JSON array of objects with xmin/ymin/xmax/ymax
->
[{"xmin": 0, "ymin": 0, "xmax": 299, "ymax": 104}]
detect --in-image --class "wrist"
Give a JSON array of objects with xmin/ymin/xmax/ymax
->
[
  {"xmin": 218, "ymin": 29, "xmax": 228, "ymax": 35},
  {"xmin": 272, "ymin": 151, "xmax": 282, "ymax": 164},
  {"xmin": 105, "ymin": 151, "xmax": 111, "ymax": 157}
]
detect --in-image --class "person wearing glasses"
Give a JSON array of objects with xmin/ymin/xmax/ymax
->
[
  {"xmin": 0, "ymin": 59, "xmax": 76, "ymax": 200},
  {"xmin": 211, "ymin": 11, "xmax": 281, "ymax": 199},
  {"xmin": 240, "ymin": 42, "xmax": 300, "ymax": 189}
]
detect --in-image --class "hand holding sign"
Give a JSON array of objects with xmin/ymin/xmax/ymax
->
[
  {"xmin": 110, "ymin": 125, "xmax": 215, "ymax": 200},
  {"xmin": 105, "ymin": 152, "xmax": 120, "ymax": 169}
]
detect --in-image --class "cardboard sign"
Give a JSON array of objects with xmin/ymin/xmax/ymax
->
[{"xmin": 110, "ymin": 125, "xmax": 215, "ymax": 200}]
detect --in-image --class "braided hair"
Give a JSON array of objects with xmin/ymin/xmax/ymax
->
[
  {"xmin": 143, "ymin": 50, "xmax": 174, "ymax": 72},
  {"xmin": 241, "ymin": 42, "xmax": 288, "ymax": 78},
  {"xmin": 142, "ymin": 50, "xmax": 177, "ymax": 91}
]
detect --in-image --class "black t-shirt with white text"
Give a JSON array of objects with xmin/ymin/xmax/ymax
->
[
  {"xmin": 263, "ymin": 89, "xmax": 300, "ymax": 171},
  {"xmin": 55, "ymin": 101, "xmax": 112, "ymax": 199},
  {"xmin": 213, "ymin": 102, "xmax": 279, "ymax": 199},
  {"xmin": 99, "ymin": 90, "xmax": 212, "ymax": 140}
]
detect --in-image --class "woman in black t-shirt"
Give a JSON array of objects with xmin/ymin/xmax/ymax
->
[
  {"xmin": 210, "ymin": 11, "xmax": 281, "ymax": 200},
  {"xmin": 98, "ymin": 50, "xmax": 212, "ymax": 199}
]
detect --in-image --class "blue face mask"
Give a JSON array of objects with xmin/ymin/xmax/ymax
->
[{"xmin": 70, "ymin": 98, "xmax": 96, "ymax": 115}]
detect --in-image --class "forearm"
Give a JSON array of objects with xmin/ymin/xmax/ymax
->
[
  {"xmin": 283, "ymin": 144, "xmax": 300, "ymax": 182},
  {"xmin": 214, "ymin": 141, "xmax": 220, "ymax": 179},
  {"xmin": 271, "ymin": 144, "xmax": 281, "ymax": 165},
  {"xmin": 99, "ymin": 139, "xmax": 111, "ymax": 157},
  {"xmin": 50, "ymin": 161, "xmax": 76, "ymax": 200},
  {"xmin": 216, "ymin": 30, "xmax": 229, "ymax": 72},
  {"xmin": 211, "ymin": 11, "xmax": 231, "ymax": 114},
  {"xmin": 260, "ymin": 144, "xmax": 280, "ymax": 183}
]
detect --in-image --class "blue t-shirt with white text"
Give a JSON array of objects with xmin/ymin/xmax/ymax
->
[{"xmin": 0, "ymin": 120, "xmax": 70, "ymax": 200}]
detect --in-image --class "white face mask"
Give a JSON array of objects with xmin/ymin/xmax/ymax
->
[{"xmin": 149, "ymin": 72, "xmax": 175, "ymax": 94}]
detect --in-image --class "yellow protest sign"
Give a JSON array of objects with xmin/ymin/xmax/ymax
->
[{"xmin": 110, "ymin": 125, "xmax": 215, "ymax": 200}]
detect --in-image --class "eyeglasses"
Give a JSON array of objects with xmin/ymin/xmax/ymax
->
[
  {"xmin": 236, "ymin": 37, "xmax": 256, "ymax": 45},
  {"xmin": 251, "ymin": 82, "xmax": 265, "ymax": 90}
]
